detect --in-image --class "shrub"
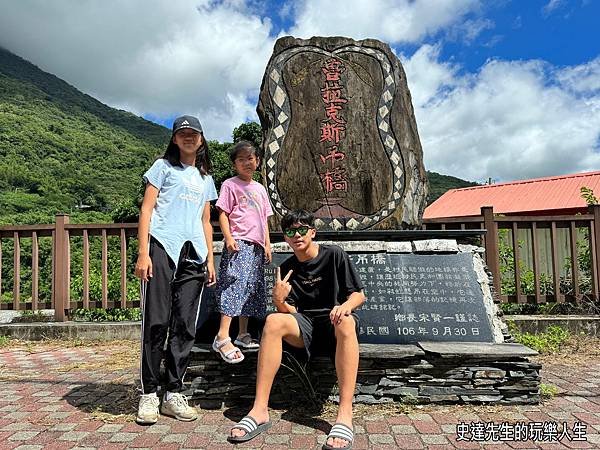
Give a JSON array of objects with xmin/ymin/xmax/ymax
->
[
  {"xmin": 512, "ymin": 325, "xmax": 570, "ymax": 354},
  {"xmin": 71, "ymin": 307, "xmax": 141, "ymax": 322}
]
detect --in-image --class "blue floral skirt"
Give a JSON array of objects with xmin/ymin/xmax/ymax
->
[{"xmin": 215, "ymin": 240, "xmax": 267, "ymax": 318}]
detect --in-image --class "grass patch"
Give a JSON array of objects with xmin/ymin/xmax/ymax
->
[
  {"xmin": 55, "ymin": 347, "xmax": 138, "ymax": 373},
  {"xmin": 512, "ymin": 325, "xmax": 570, "ymax": 354},
  {"xmin": 539, "ymin": 383, "xmax": 559, "ymax": 399},
  {"xmin": 0, "ymin": 335, "xmax": 11, "ymax": 347}
]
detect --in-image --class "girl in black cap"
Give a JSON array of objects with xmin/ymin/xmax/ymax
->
[{"xmin": 134, "ymin": 115, "xmax": 217, "ymax": 425}]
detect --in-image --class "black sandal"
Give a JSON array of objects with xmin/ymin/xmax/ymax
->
[
  {"xmin": 322, "ymin": 423, "xmax": 354, "ymax": 450},
  {"xmin": 227, "ymin": 415, "xmax": 272, "ymax": 443}
]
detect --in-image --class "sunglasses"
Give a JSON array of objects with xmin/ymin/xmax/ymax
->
[{"xmin": 283, "ymin": 226, "xmax": 312, "ymax": 238}]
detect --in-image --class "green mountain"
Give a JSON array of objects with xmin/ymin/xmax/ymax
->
[
  {"xmin": 0, "ymin": 47, "xmax": 171, "ymax": 224},
  {"xmin": 427, "ymin": 171, "xmax": 479, "ymax": 204},
  {"xmin": 0, "ymin": 48, "xmax": 475, "ymax": 224}
]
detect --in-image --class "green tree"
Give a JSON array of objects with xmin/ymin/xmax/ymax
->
[
  {"xmin": 581, "ymin": 186, "xmax": 598, "ymax": 205},
  {"xmin": 208, "ymin": 140, "xmax": 235, "ymax": 191},
  {"xmin": 232, "ymin": 121, "xmax": 261, "ymax": 150}
]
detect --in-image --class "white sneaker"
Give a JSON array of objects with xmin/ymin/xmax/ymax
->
[
  {"xmin": 160, "ymin": 393, "xmax": 198, "ymax": 421},
  {"xmin": 136, "ymin": 393, "xmax": 159, "ymax": 425}
]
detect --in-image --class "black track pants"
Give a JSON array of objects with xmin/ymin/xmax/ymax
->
[{"xmin": 139, "ymin": 238, "xmax": 206, "ymax": 394}]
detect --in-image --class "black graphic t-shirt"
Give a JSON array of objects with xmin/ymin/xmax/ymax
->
[{"xmin": 279, "ymin": 244, "xmax": 364, "ymax": 313}]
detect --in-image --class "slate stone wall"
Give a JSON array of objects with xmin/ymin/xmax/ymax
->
[{"xmin": 185, "ymin": 343, "xmax": 540, "ymax": 407}]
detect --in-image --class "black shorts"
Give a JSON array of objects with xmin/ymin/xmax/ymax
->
[{"xmin": 287, "ymin": 310, "xmax": 360, "ymax": 360}]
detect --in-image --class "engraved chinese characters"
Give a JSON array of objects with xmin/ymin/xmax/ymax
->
[
  {"xmin": 349, "ymin": 253, "xmax": 494, "ymax": 344},
  {"xmin": 319, "ymin": 58, "xmax": 349, "ymax": 196},
  {"xmin": 258, "ymin": 36, "xmax": 428, "ymax": 230}
]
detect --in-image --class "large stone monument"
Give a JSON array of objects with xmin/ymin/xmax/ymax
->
[{"xmin": 257, "ymin": 36, "xmax": 428, "ymax": 230}]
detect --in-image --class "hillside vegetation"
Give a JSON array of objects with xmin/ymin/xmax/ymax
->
[
  {"xmin": 0, "ymin": 47, "xmax": 173, "ymax": 224},
  {"xmin": 427, "ymin": 171, "xmax": 479, "ymax": 203}
]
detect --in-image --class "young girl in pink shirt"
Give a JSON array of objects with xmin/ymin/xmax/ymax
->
[{"xmin": 213, "ymin": 141, "xmax": 273, "ymax": 363}]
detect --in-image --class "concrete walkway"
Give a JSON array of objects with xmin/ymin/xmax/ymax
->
[{"xmin": 0, "ymin": 341, "xmax": 598, "ymax": 449}]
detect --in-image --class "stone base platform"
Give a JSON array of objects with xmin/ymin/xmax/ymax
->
[{"xmin": 184, "ymin": 342, "xmax": 540, "ymax": 408}]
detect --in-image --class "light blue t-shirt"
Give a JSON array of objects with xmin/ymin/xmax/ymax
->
[{"xmin": 143, "ymin": 158, "xmax": 218, "ymax": 266}]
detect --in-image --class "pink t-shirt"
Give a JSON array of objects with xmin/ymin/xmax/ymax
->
[{"xmin": 216, "ymin": 177, "xmax": 273, "ymax": 247}]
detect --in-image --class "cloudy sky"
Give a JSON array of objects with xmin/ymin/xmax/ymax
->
[{"xmin": 0, "ymin": 0, "xmax": 599, "ymax": 183}]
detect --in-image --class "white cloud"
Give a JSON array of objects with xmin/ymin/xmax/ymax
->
[
  {"xmin": 404, "ymin": 48, "xmax": 600, "ymax": 182},
  {"xmin": 445, "ymin": 18, "xmax": 494, "ymax": 44},
  {"xmin": 542, "ymin": 0, "xmax": 565, "ymax": 16},
  {"xmin": 401, "ymin": 45, "xmax": 458, "ymax": 108},
  {"xmin": 0, "ymin": 0, "xmax": 275, "ymax": 141},
  {"xmin": 288, "ymin": 0, "xmax": 481, "ymax": 43},
  {"xmin": 556, "ymin": 57, "xmax": 600, "ymax": 94}
]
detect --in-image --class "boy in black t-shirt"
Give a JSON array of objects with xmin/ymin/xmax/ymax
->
[{"xmin": 228, "ymin": 210, "xmax": 366, "ymax": 450}]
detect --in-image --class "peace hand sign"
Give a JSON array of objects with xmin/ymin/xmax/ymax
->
[{"xmin": 272, "ymin": 267, "xmax": 293, "ymax": 305}]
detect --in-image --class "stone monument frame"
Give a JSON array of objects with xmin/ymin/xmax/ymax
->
[{"xmin": 260, "ymin": 38, "xmax": 427, "ymax": 230}]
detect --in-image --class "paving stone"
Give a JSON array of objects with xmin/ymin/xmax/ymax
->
[
  {"xmin": 8, "ymin": 431, "xmax": 40, "ymax": 441},
  {"xmin": 182, "ymin": 433, "xmax": 211, "ymax": 448},
  {"xmin": 74, "ymin": 422, "xmax": 104, "ymax": 432},
  {"xmin": 146, "ymin": 424, "xmax": 172, "ymax": 434},
  {"xmin": 5, "ymin": 413, "xmax": 31, "ymax": 420},
  {"xmin": 160, "ymin": 433, "xmax": 187, "ymax": 444},
  {"xmin": 264, "ymin": 434, "xmax": 290, "ymax": 444},
  {"xmin": 291, "ymin": 423, "xmax": 314, "ymax": 434},
  {"xmin": 364, "ymin": 421, "xmax": 390, "ymax": 433},
  {"xmin": 49, "ymin": 423, "xmax": 78, "ymax": 432},
  {"xmin": 394, "ymin": 434, "xmax": 425, "ymax": 449},
  {"xmin": 108, "ymin": 432, "xmax": 138, "ymax": 442},
  {"xmin": 96, "ymin": 424, "xmax": 124, "ymax": 433},
  {"xmin": 1, "ymin": 422, "xmax": 32, "ymax": 433},
  {"xmin": 31, "ymin": 391, "xmax": 53, "ymax": 397},
  {"xmin": 392, "ymin": 424, "xmax": 418, "ymax": 434},
  {"xmin": 368, "ymin": 433, "xmax": 396, "ymax": 444},
  {"xmin": 408, "ymin": 413, "xmax": 435, "ymax": 421},
  {"xmin": 58, "ymin": 432, "xmax": 90, "ymax": 441},
  {"xmin": 289, "ymin": 434, "xmax": 317, "ymax": 448},
  {"xmin": 422, "ymin": 434, "xmax": 450, "ymax": 444},
  {"xmin": 414, "ymin": 420, "xmax": 443, "ymax": 433},
  {"xmin": 38, "ymin": 405, "xmax": 65, "ymax": 412}
]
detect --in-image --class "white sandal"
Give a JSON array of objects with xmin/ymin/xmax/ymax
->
[
  {"xmin": 234, "ymin": 333, "xmax": 260, "ymax": 349},
  {"xmin": 212, "ymin": 336, "xmax": 244, "ymax": 364}
]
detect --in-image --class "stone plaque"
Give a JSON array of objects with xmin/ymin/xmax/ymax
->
[
  {"xmin": 347, "ymin": 253, "xmax": 494, "ymax": 344},
  {"xmin": 257, "ymin": 36, "xmax": 428, "ymax": 231},
  {"xmin": 197, "ymin": 252, "xmax": 494, "ymax": 345}
]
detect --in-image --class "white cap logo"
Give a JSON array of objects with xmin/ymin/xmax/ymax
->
[{"xmin": 182, "ymin": 120, "xmax": 189, "ymax": 125}]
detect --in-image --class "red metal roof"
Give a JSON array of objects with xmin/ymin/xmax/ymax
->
[{"xmin": 424, "ymin": 171, "xmax": 600, "ymax": 219}]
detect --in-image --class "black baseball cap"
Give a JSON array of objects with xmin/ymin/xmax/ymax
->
[{"xmin": 172, "ymin": 115, "xmax": 203, "ymax": 134}]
